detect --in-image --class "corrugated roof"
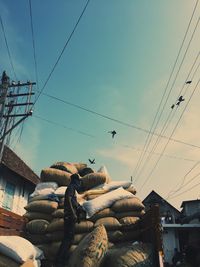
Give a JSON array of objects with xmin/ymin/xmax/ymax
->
[{"xmin": 1, "ymin": 145, "xmax": 40, "ymax": 185}]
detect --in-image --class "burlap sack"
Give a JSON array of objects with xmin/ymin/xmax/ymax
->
[
  {"xmin": 72, "ymin": 163, "xmax": 87, "ymax": 172},
  {"xmin": 24, "ymin": 212, "xmax": 52, "ymax": 222},
  {"xmin": 46, "ymin": 231, "xmax": 87, "ymax": 244},
  {"xmin": 107, "ymin": 231, "xmax": 124, "ymax": 243},
  {"xmin": 20, "ymin": 259, "xmax": 36, "ymax": 267},
  {"xmin": 75, "ymin": 221, "xmax": 94, "ymax": 234},
  {"xmin": 94, "ymin": 217, "xmax": 121, "ymax": 231},
  {"xmin": 0, "ymin": 253, "xmax": 19, "ymax": 267},
  {"xmin": 81, "ymin": 173, "xmax": 107, "ymax": 190},
  {"xmin": 90, "ymin": 208, "xmax": 115, "ymax": 222},
  {"xmin": 119, "ymin": 217, "xmax": 139, "ymax": 226},
  {"xmin": 28, "ymin": 195, "xmax": 56, "ymax": 203},
  {"xmin": 24, "ymin": 200, "xmax": 58, "ymax": 214},
  {"xmin": 86, "ymin": 194, "xmax": 102, "ymax": 200},
  {"xmin": 40, "ymin": 168, "xmax": 71, "ymax": 186},
  {"xmin": 47, "ymin": 219, "xmax": 93, "ymax": 234},
  {"xmin": 79, "ymin": 167, "xmax": 94, "ymax": 177},
  {"xmin": 68, "ymin": 225, "xmax": 108, "ymax": 267},
  {"xmin": 52, "ymin": 209, "xmax": 64, "ymax": 218},
  {"xmin": 111, "ymin": 197, "xmax": 145, "ymax": 212},
  {"xmin": 118, "ymin": 230, "xmax": 141, "ymax": 242},
  {"xmin": 126, "ymin": 186, "xmax": 137, "ymax": 195},
  {"xmin": 25, "ymin": 233, "xmax": 50, "ymax": 245},
  {"xmin": 100, "ymin": 243, "xmax": 153, "ymax": 267},
  {"xmin": 26, "ymin": 219, "xmax": 49, "ymax": 234},
  {"xmin": 50, "ymin": 162, "xmax": 77, "ymax": 174},
  {"xmin": 38, "ymin": 242, "xmax": 77, "ymax": 261},
  {"xmin": 115, "ymin": 210, "xmax": 145, "ymax": 219}
]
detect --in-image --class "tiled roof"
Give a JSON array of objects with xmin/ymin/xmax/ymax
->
[{"xmin": 1, "ymin": 145, "xmax": 40, "ymax": 185}]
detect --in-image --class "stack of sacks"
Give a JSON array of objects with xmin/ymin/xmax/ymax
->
[
  {"xmin": 0, "ymin": 236, "xmax": 44, "ymax": 267},
  {"xmin": 24, "ymin": 161, "xmax": 144, "ymax": 263}
]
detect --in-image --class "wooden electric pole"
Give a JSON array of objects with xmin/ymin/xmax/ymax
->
[{"xmin": 0, "ymin": 71, "xmax": 36, "ymax": 162}]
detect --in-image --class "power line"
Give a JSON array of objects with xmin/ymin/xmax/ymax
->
[
  {"xmin": 36, "ymin": 90, "xmax": 200, "ymax": 149},
  {"xmin": 0, "ymin": 15, "xmax": 17, "ymax": 80},
  {"xmin": 33, "ymin": 114, "xmax": 95, "ymax": 138},
  {"xmin": 131, "ymin": 0, "xmax": 200, "ymax": 180},
  {"xmin": 168, "ymin": 178, "xmax": 200, "ymax": 200},
  {"xmin": 138, "ymin": 78, "xmax": 200, "ymax": 191},
  {"xmin": 166, "ymin": 161, "xmax": 200, "ymax": 199},
  {"xmin": 33, "ymin": 113, "xmax": 198, "ymax": 163},
  {"xmin": 28, "ymin": 0, "xmax": 39, "ymax": 91},
  {"xmin": 33, "ymin": 0, "xmax": 91, "ymax": 107},
  {"xmin": 134, "ymin": 51, "xmax": 200, "ymax": 183}
]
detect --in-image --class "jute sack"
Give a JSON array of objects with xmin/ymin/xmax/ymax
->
[
  {"xmin": 47, "ymin": 219, "xmax": 94, "ymax": 234},
  {"xmin": 111, "ymin": 197, "xmax": 145, "ymax": 212},
  {"xmin": 94, "ymin": 217, "xmax": 121, "ymax": 231},
  {"xmin": 26, "ymin": 219, "xmax": 49, "ymax": 234},
  {"xmin": 90, "ymin": 208, "xmax": 115, "ymax": 222},
  {"xmin": 0, "ymin": 253, "xmax": 19, "ymax": 267},
  {"xmin": 50, "ymin": 162, "xmax": 77, "ymax": 174},
  {"xmin": 24, "ymin": 200, "xmax": 58, "ymax": 214},
  {"xmin": 100, "ymin": 243, "xmax": 153, "ymax": 267},
  {"xmin": 46, "ymin": 231, "xmax": 87, "ymax": 243},
  {"xmin": 107, "ymin": 231, "xmax": 123, "ymax": 243},
  {"xmin": 126, "ymin": 186, "xmax": 137, "ymax": 195},
  {"xmin": 40, "ymin": 168, "xmax": 71, "ymax": 186},
  {"xmin": 24, "ymin": 212, "xmax": 52, "ymax": 222},
  {"xmin": 72, "ymin": 163, "xmax": 87, "ymax": 172},
  {"xmin": 118, "ymin": 230, "xmax": 141, "ymax": 242},
  {"xmin": 52, "ymin": 209, "xmax": 64, "ymax": 218},
  {"xmin": 20, "ymin": 259, "xmax": 38, "ymax": 267},
  {"xmin": 115, "ymin": 210, "xmax": 145, "ymax": 219},
  {"xmin": 81, "ymin": 173, "xmax": 107, "ymax": 190},
  {"xmin": 68, "ymin": 225, "xmax": 108, "ymax": 267},
  {"xmin": 37, "ymin": 242, "xmax": 77, "ymax": 261},
  {"xmin": 25, "ymin": 233, "xmax": 50, "ymax": 245},
  {"xmin": 119, "ymin": 217, "xmax": 139, "ymax": 226},
  {"xmin": 28, "ymin": 195, "xmax": 56, "ymax": 203},
  {"xmin": 79, "ymin": 167, "xmax": 94, "ymax": 177}
]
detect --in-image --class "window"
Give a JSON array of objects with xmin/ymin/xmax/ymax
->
[{"xmin": 2, "ymin": 182, "xmax": 15, "ymax": 211}]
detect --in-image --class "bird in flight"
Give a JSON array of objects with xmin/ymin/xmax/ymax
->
[
  {"xmin": 176, "ymin": 96, "xmax": 185, "ymax": 106},
  {"xmin": 88, "ymin": 159, "xmax": 95, "ymax": 164},
  {"xmin": 185, "ymin": 80, "xmax": 192, "ymax": 84},
  {"xmin": 171, "ymin": 104, "xmax": 175, "ymax": 109},
  {"xmin": 108, "ymin": 130, "xmax": 117, "ymax": 138}
]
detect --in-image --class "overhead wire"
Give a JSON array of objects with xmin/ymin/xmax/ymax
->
[
  {"xmin": 134, "ymin": 51, "xmax": 200, "ymax": 183},
  {"xmin": 166, "ymin": 161, "xmax": 200, "ymax": 199},
  {"xmin": 131, "ymin": 0, "xmax": 200, "ymax": 180},
  {"xmin": 32, "ymin": 113, "xmax": 198, "ymax": 163},
  {"xmin": 33, "ymin": 114, "xmax": 95, "ymax": 138},
  {"xmin": 168, "ymin": 178, "xmax": 200, "ymax": 200},
  {"xmin": 33, "ymin": 0, "xmax": 91, "ymax": 107},
  {"xmin": 138, "ymin": 77, "xmax": 200, "ymax": 192},
  {"xmin": 34, "ymin": 90, "xmax": 200, "ymax": 149}
]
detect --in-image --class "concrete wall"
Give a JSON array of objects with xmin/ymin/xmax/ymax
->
[{"xmin": 163, "ymin": 228, "xmax": 179, "ymax": 264}]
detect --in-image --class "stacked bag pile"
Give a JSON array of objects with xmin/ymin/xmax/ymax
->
[{"xmin": 23, "ymin": 162, "xmax": 153, "ymax": 267}]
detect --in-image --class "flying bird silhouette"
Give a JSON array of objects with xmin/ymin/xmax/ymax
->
[
  {"xmin": 186, "ymin": 80, "xmax": 192, "ymax": 84},
  {"xmin": 176, "ymin": 96, "xmax": 185, "ymax": 106},
  {"xmin": 171, "ymin": 104, "xmax": 175, "ymax": 109},
  {"xmin": 88, "ymin": 159, "xmax": 95, "ymax": 164},
  {"xmin": 108, "ymin": 130, "xmax": 117, "ymax": 138}
]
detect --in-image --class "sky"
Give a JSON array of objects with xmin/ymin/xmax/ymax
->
[{"xmin": 0, "ymin": 0, "xmax": 200, "ymax": 210}]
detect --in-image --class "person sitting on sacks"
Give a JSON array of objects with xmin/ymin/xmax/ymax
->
[{"xmin": 55, "ymin": 173, "xmax": 85, "ymax": 267}]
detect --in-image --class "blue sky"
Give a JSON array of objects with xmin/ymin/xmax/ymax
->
[{"xmin": 0, "ymin": 0, "xmax": 200, "ymax": 209}]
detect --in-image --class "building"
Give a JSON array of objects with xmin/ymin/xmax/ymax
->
[
  {"xmin": 0, "ymin": 145, "xmax": 40, "ymax": 215},
  {"xmin": 143, "ymin": 190, "xmax": 181, "ymax": 264}
]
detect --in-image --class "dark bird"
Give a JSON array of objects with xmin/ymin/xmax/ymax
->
[
  {"xmin": 108, "ymin": 130, "xmax": 117, "ymax": 138},
  {"xmin": 171, "ymin": 104, "xmax": 175, "ymax": 109},
  {"xmin": 186, "ymin": 80, "xmax": 192, "ymax": 84},
  {"xmin": 88, "ymin": 159, "xmax": 95, "ymax": 164},
  {"xmin": 176, "ymin": 96, "xmax": 185, "ymax": 106}
]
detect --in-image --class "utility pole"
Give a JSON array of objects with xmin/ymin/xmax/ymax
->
[{"xmin": 0, "ymin": 71, "xmax": 36, "ymax": 162}]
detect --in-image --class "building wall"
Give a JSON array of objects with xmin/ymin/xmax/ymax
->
[
  {"xmin": 0, "ymin": 168, "xmax": 34, "ymax": 215},
  {"xmin": 183, "ymin": 202, "xmax": 200, "ymax": 216},
  {"xmin": 163, "ymin": 228, "xmax": 179, "ymax": 264}
]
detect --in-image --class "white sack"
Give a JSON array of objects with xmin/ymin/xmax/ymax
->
[
  {"xmin": 54, "ymin": 186, "xmax": 67, "ymax": 196},
  {"xmin": 35, "ymin": 182, "xmax": 58, "ymax": 191},
  {"xmin": 0, "ymin": 236, "xmax": 44, "ymax": 264},
  {"xmin": 82, "ymin": 187, "xmax": 133, "ymax": 218},
  {"xmin": 103, "ymin": 181, "xmax": 133, "ymax": 191}
]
